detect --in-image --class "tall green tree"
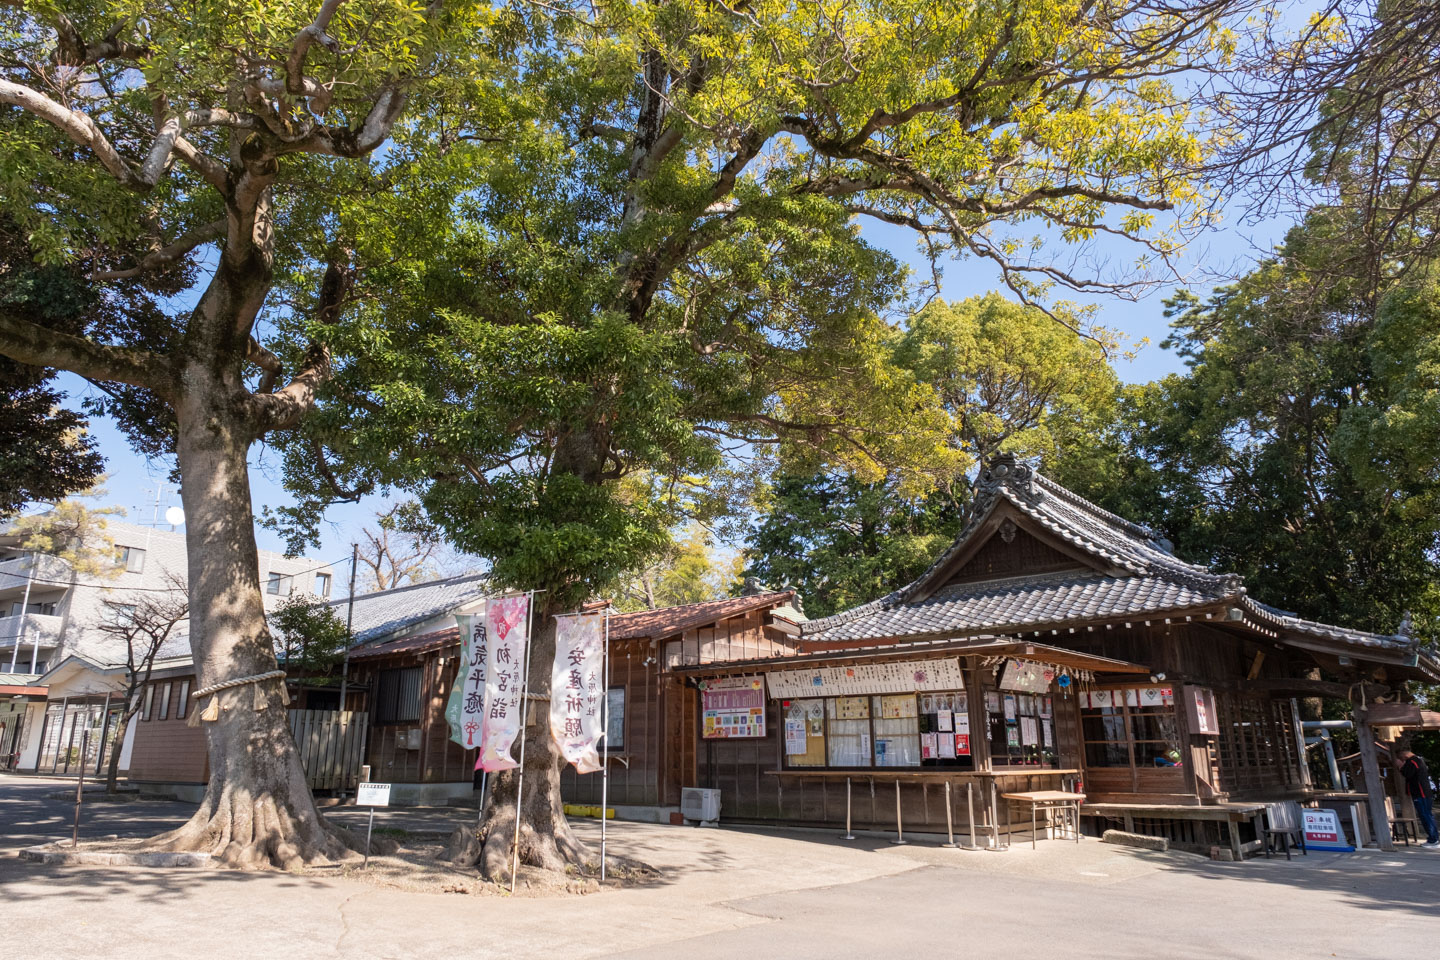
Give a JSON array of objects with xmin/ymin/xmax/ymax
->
[
  {"xmin": 273, "ymin": 2, "xmax": 1235, "ymax": 878},
  {"xmin": 0, "ymin": 1, "xmax": 494, "ymax": 866},
  {"xmin": 1073, "ymin": 210, "xmax": 1440, "ymax": 646},
  {"xmin": 747, "ymin": 293, "xmax": 1121, "ymax": 617}
]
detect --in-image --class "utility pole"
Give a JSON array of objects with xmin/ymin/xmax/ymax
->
[{"xmin": 339, "ymin": 543, "xmax": 359, "ymax": 708}]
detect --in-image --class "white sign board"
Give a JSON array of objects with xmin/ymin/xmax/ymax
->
[
  {"xmin": 1302, "ymin": 808, "xmax": 1353, "ymax": 851},
  {"xmin": 356, "ymin": 782, "xmax": 392, "ymax": 807},
  {"xmin": 765, "ymin": 658, "xmax": 965, "ymax": 699}
]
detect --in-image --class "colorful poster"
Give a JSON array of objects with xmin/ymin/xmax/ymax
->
[
  {"xmin": 550, "ymin": 613, "xmax": 605, "ymax": 774},
  {"xmin": 479, "ymin": 594, "xmax": 530, "ymax": 772},
  {"xmin": 921, "ymin": 732, "xmax": 938, "ymax": 759},
  {"xmin": 445, "ymin": 609, "xmax": 487, "ymax": 749},
  {"xmin": 702, "ymin": 676, "xmax": 766, "ymax": 739},
  {"xmin": 937, "ymin": 708, "xmax": 953, "ymax": 732},
  {"xmin": 955, "ymin": 734, "xmax": 971, "ymax": 756},
  {"xmin": 938, "ymin": 731, "xmax": 957, "ymax": 758},
  {"xmin": 785, "ymin": 718, "xmax": 808, "ymax": 754},
  {"xmin": 956, "ymin": 708, "xmax": 970, "ymax": 734},
  {"xmin": 1007, "ymin": 724, "xmax": 1020, "ymax": 747},
  {"xmin": 765, "ymin": 658, "xmax": 965, "ymax": 698}
]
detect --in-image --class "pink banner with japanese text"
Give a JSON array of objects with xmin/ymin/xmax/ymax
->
[
  {"xmin": 550, "ymin": 614, "xmax": 605, "ymax": 774},
  {"xmin": 478, "ymin": 594, "xmax": 530, "ymax": 772}
]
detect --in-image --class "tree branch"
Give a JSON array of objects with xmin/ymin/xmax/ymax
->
[
  {"xmin": 0, "ymin": 310, "xmax": 169, "ymax": 393},
  {"xmin": 87, "ymin": 220, "xmax": 225, "ymax": 281}
]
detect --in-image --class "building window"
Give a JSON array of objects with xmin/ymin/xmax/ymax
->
[
  {"xmin": 266, "ymin": 573, "xmax": 292, "ymax": 596},
  {"xmin": 605, "ymin": 687, "xmax": 625, "ymax": 752},
  {"xmin": 374, "ymin": 667, "xmax": 422, "ymax": 723},
  {"xmin": 986, "ymin": 690, "xmax": 1058, "ymax": 767},
  {"xmin": 109, "ymin": 603, "xmax": 138, "ymax": 623},
  {"xmin": 314, "ymin": 572, "xmax": 332, "ymax": 598},
  {"xmin": 782, "ymin": 691, "xmax": 973, "ymax": 770},
  {"xmin": 156, "ymin": 682, "xmax": 172, "ymax": 721},
  {"xmin": 176, "ymin": 680, "xmax": 190, "ymax": 720},
  {"xmin": 142, "ymin": 684, "xmax": 155, "ymax": 721},
  {"xmin": 117, "ymin": 546, "xmax": 146, "ymax": 573},
  {"xmin": 1081, "ymin": 688, "xmax": 1181, "ymax": 769}
]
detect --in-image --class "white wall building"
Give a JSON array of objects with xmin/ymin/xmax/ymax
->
[
  {"xmin": 0, "ymin": 516, "xmax": 333, "ymax": 674},
  {"xmin": 0, "ymin": 514, "xmax": 333, "ymax": 777}
]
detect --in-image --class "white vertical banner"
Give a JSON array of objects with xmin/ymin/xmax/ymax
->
[
  {"xmin": 550, "ymin": 613, "xmax": 606, "ymax": 774},
  {"xmin": 479, "ymin": 593, "xmax": 531, "ymax": 772},
  {"xmin": 458, "ymin": 607, "xmax": 488, "ymax": 748}
]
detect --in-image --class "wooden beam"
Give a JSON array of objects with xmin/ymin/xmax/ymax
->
[
  {"xmin": 1240, "ymin": 677, "xmax": 1392, "ymax": 700},
  {"xmin": 1353, "ymin": 706, "xmax": 1395, "ymax": 852}
]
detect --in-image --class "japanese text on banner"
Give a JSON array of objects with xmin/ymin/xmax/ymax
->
[
  {"xmin": 550, "ymin": 614, "xmax": 606, "ymax": 774},
  {"xmin": 445, "ymin": 610, "xmax": 488, "ymax": 748},
  {"xmin": 479, "ymin": 594, "xmax": 530, "ymax": 772}
]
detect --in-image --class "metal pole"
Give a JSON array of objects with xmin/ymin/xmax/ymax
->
[
  {"xmin": 963, "ymin": 781, "xmax": 980, "ymax": 851},
  {"xmin": 17, "ymin": 552, "xmax": 35, "ymax": 673},
  {"xmin": 72, "ymin": 725, "xmax": 89, "ymax": 846},
  {"xmin": 842, "ymin": 777, "xmax": 855, "ymax": 840},
  {"xmin": 339, "ymin": 543, "xmax": 358, "ymax": 708},
  {"xmin": 8, "ymin": 550, "xmax": 30, "ymax": 672},
  {"xmin": 363, "ymin": 807, "xmax": 375, "ymax": 870},
  {"xmin": 890, "ymin": 780, "xmax": 907, "ymax": 845},
  {"xmin": 509, "ymin": 591, "xmax": 538, "ymax": 893},
  {"xmin": 941, "ymin": 780, "xmax": 956, "ymax": 847},
  {"xmin": 600, "ymin": 607, "xmax": 611, "ymax": 884},
  {"xmin": 986, "ymin": 780, "xmax": 1006, "ymax": 852}
]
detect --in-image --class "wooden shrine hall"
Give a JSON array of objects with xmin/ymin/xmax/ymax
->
[{"xmin": 653, "ymin": 456, "xmax": 1440, "ymax": 856}]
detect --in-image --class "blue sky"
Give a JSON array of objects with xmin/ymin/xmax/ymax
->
[{"xmin": 55, "ymin": 185, "xmax": 1296, "ymax": 576}]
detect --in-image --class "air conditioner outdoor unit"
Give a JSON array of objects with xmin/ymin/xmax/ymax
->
[{"xmin": 680, "ymin": 787, "xmax": 721, "ymax": 823}]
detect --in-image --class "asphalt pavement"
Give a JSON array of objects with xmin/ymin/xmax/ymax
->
[{"xmin": 3, "ymin": 773, "xmax": 1438, "ymax": 960}]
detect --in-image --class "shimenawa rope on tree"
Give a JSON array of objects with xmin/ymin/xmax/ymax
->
[{"xmin": 186, "ymin": 669, "xmax": 289, "ymax": 726}]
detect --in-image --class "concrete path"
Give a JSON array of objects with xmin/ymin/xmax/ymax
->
[{"xmin": 3, "ymin": 775, "xmax": 1437, "ymax": 959}]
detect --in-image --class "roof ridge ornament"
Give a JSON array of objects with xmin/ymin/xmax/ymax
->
[{"xmin": 977, "ymin": 454, "xmax": 1042, "ymax": 504}]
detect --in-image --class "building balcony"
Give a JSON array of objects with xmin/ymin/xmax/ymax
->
[
  {"xmin": 0, "ymin": 613, "xmax": 64, "ymax": 663},
  {"xmin": 0, "ymin": 554, "xmax": 74, "ymax": 594}
]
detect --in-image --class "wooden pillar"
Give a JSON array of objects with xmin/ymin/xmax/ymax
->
[
  {"xmin": 1289, "ymin": 698, "xmax": 1312, "ymax": 791},
  {"xmin": 1354, "ymin": 705, "xmax": 1394, "ymax": 851}
]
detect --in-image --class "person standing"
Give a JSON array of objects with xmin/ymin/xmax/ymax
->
[{"xmin": 1396, "ymin": 748, "xmax": 1439, "ymax": 846}]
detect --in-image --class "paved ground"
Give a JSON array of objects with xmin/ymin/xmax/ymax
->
[{"xmin": 3, "ymin": 774, "xmax": 1437, "ymax": 959}]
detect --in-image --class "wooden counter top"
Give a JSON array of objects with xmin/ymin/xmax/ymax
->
[{"xmin": 765, "ymin": 769, "xmax": 1079, "ymax": 779}]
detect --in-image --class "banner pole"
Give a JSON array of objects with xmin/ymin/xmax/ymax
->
[
  {"xmin": 601, "ymin": 606, "xmax": 611, "ymax": 884},
  {"xmin": 509, "ymin": 590, "xmax": 538, "ymax": 894}
]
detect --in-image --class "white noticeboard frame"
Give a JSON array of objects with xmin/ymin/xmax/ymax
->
[
  {"xmin": 356, "ymin": 782, "xmax": 392, "ymax": 807},
  {"xmin": 356, "ymin": 782, "xmax": 392, "ymax": 868}
]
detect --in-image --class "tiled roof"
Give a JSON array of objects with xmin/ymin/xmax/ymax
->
[
  {"xmin": 329, "ymin": 573, "xmax": 489, "ymax": 645},
  {"xmin": 806, "ymin": 573, "xmax": 1223, "ymax": 643},
  {"xmin": 349, "ymin": 626, "xmax": 460, "ymax": 661},
  {"xmin": 609, "ymin": 592, "xmax": 794, "ymax": 641},
  {"xmin": 800, "ymin": 456, "xmax": 1418, "ymax": 663}
]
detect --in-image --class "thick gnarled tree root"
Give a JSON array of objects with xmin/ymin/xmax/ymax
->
[{"xmin": 148, "ymin": 788, "xmax": 369, "ymax": 871}]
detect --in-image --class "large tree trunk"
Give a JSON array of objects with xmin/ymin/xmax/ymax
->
[
  {"xmin": 148, "ymin": 329, "xmax": 355, "ymax": 868},
  {"xmin": 454, "ymin": 599, "xmax": 597, "ymax": 880}
]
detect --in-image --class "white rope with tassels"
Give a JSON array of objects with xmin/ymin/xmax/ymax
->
[{"xmin": 186, "ymin": 669, "xmax": 289, "ymax": 726}]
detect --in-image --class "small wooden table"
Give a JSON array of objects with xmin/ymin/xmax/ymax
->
[{"xmin": 1002, "ymin": 790, "xmax": 1086, "ymax": 849}]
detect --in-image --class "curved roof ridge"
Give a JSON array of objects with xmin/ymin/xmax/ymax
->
[{"xmin": 1032, "ymin": 471, "xmax": 1165, "ymax": 544}]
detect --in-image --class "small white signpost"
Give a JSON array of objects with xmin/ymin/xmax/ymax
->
[{"xmin": 356, "ymin": 782, "xmax": 392, "ymax": 868}]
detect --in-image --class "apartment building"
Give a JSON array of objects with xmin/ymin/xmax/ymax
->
[
  {"xmin": 0, "ymin": 517, "xmax": 333, "ymax": 674},
  {"xmin": 0, "ymin": 515, "xmax": 333, "ymax": 776}
]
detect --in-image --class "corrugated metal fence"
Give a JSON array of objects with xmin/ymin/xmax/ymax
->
[{"xmin": 288, "ymin": 709, "xmax": 368, "ymax": 791}]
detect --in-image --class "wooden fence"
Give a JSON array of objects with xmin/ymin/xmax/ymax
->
[{"xmin": 288, "ymin": 709, "xmax": 368, "ymax": 791}]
